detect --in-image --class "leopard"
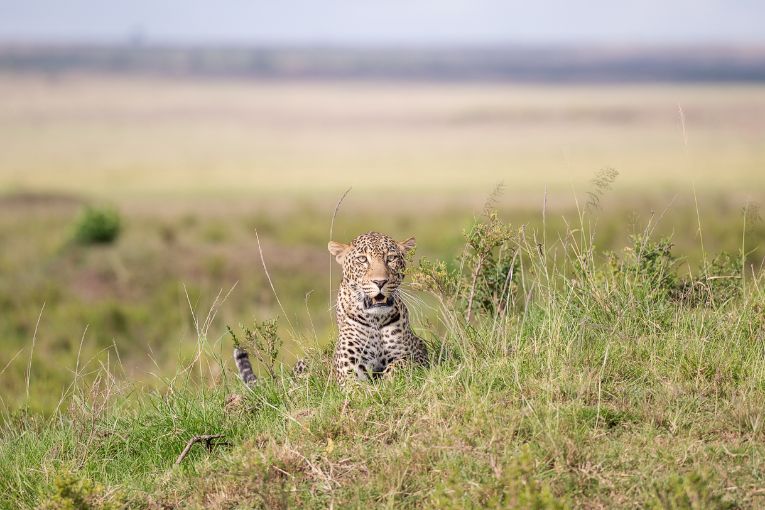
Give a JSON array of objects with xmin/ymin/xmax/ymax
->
[
  {"xmin": 327, "ymin": 231, "xmax": 428, "ymax": 386},
  {"xmin": 233, "ymin": 231, "xmax": 427, "ymax": 388}
]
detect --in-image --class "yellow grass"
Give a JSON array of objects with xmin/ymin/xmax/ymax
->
[{"xmin": 1, "ymin": 74, "xmax": 763, "ymax": 200}]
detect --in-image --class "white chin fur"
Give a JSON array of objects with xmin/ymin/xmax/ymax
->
[{"xmin": 364, "ymin": 305, "xmax": 393, "ymax": 315}]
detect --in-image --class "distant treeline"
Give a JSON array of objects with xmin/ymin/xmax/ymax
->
[{"xmin": 1, "ymin": 44, "xmax": 764, "ymax": 82}]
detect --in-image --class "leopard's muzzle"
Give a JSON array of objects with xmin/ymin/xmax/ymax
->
[{"xmin": 363, "ymin": 293, "xmax": 394, "ymax": 309}]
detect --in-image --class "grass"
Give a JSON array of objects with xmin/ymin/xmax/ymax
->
[
  {"xmin": 1, "ymin": 75, "xmax": 765, "ymax": 507},
  {"xmin": 1, "ymin": 204, "xmax": 764, "ymax": 508},
  {"xmin": 2, "ymin": 190, "xmax": 763, "ymax": 415},
  {"xmin": 1, "ymin": 189, "xmax": 764, "ymax": 414}
]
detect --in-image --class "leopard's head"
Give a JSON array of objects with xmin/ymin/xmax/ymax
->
[{"xmin": 328, "ymin": 232, "xmax": 415, "ymax": 314}]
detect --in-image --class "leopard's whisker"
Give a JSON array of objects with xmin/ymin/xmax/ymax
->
[
  {"xmin": 397, "ymin": 290, "xmax": 430, "ymax": 328},
  {"xmin": 397, "ymin": 290, "xmax": 424, "ymax": 313},
  {"xmin": 398, "ymin": 288, "xmax": 438, "ymax": 314}
]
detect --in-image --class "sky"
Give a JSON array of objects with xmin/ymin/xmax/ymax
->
[{"xmin": 0, "ymin": 0, "xmax": 763, "ymax": 46}]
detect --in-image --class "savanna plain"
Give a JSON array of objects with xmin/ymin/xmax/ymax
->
[{"xmin": 1, "ymin": 74, "xmax": 765, "ymax": 508}]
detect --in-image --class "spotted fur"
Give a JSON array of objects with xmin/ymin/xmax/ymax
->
[{"xmin": 328, "ymin": 232, "xmax": 428, "ymax": 387}]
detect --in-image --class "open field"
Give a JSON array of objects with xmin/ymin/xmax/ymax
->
[
  {"xmin": 1, "ymin": 74, "xmax": 765, "ymax": 507},
  {"xmin": 1, "ymin": 75, "xmax": 764, "ymax": 197}
]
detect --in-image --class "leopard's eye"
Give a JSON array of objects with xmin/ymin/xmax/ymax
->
[
  {"xmin": 356, "ymin": 255, "xmax": 368, "ymax": 263},
  {"xmin": 386, "ymin": 255, "xmax": 398, "ymax": 264}
]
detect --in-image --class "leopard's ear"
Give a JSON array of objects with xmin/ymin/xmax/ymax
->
[
  {"xmin": 328, "ymin": 241, "xmax": 350, "ymax": 264},
  {"xmin": 398, "ymin": 236, "xmax": 416, "ymax": 254}
]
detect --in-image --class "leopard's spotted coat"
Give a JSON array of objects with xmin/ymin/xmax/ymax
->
[{"xmin": 328, "ymin": 232, "xmax": 428, "ymax": 386}]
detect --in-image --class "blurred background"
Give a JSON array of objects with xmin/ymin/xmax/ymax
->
[{"xmin": 1, "ymin": 1, "xmax": 764, "ymax": 412}]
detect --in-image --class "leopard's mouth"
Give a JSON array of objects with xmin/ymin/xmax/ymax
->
[{"xmin": 363, "ymin": 293, "xmax": 394, "ymax": 309}]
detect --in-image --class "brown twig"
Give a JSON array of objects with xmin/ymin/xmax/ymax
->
[{"xmin": 175, "ymin": 434, "xmax": 227, "ymax": 465}]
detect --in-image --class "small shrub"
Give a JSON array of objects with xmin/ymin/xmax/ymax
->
[
  {"xmin": 413, "ymin": 210, "xmax": 518, "ymax": 321},
  {"xmin": 651, "ymin": 470, "xmax": 734, "ymax": 510},
  {"xmin": 73, "ymin": 206, "xmax": 121, "ymax": 245},
  {"xmin": 676, "ymin": 251, "xmax": 743, "ymax": 306},
  {"xmin": 608, "ymin": 235, "xmax": 743, "ymax": 307},
  {"xmin": 461, "ymin": 211, "xmax": 519, "ymax": 319},
  {"xmin": 608, "ymin": 234, "xmax": 679, "ymax": 300},
  {"xmin": 227, "ymin": 318, "xmax": 283, "ymax": 380},
  {"xmin": 412, "ymin": 258, "xmax": 460, "ymax": 304},
  {"xmin": 40, "ymin": 469, "xmax": 125, "ymax": 510}
]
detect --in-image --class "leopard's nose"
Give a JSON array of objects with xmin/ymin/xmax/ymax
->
[{"xmin": 371, "ymin": 279, "xmax": 388, "ymax": 290}]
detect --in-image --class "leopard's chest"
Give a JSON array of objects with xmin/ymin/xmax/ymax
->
[
  {"xmin": 380, "ymin": 322, "xmax": 408, "ymax": 355},
  {"xmin": 359, "ymin": 330, "xmax": 386, "ymax": 370},
  {"xmin": 339, "ymin": 321, "xmax": 406, "ymax": 374}
]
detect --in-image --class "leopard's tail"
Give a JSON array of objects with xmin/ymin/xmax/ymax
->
[{"xmin": 233, "ymin": 348, "xmax": 257, "ymax": 386}]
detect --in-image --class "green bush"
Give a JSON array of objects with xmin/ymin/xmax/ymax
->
[
  {"xmin": 607, "ymin": 234, "xmax": 679, "ymax": 301},
  {"xmin": 413, "ymin": 210, "xmax": 518, "ymax": 321},
  {"xmin": 607, "ymin": 234, "xmax": 743, "ymax": 307},
  {"xmin": 73, "ymin": 206, "xmax": 122, "ymax": 245},
  {"xmin": 228, "ymin": 318, "xmax": 283, "ymax": 380},
  {"xmin": 677, "ymin": 251, "xmax": 743, "ymax": 306}
]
